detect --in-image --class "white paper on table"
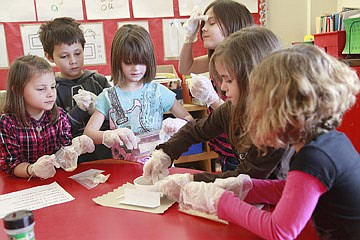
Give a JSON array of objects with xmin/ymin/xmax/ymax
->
[
  {"xmin": 0, "ymin": 182, "xmax": 75, "ymax": 218},
  {"xmin": 93, "ymin": 183, "xmax": 175, "ymax": 214},
  {"xmin": 119, "ymin": 188, "xmax": 161, "ymax": 208}
]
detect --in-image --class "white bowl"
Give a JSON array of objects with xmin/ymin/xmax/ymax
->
[{"xmin": 133, "ymin": 176, "xmax": 157, "ymax": 191}]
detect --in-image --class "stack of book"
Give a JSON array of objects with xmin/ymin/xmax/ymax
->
[{"xmin": 315, "ymin": 7, "xmax": 360, "ymax": 34}]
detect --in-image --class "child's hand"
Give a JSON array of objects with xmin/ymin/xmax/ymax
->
[
  {"xmin": 159, "ymin": 118, "xmax": 188, "ymax": 141},
  {"xmin": 143, "ymin": 149, "xmax": 172, "ymax": 183},
  {"xmin": 189, "ymin": 73, "xmax": 220, "ymax": 107},
  {"xmin": 179, "ymin": 181, "xmax": 225, "ymax": 215},
  {"xmin": 214, "ymin": 174, "xmax": 253, "ymax": 200},
  {"xmin": 54, "ymin": 147, "xmax": 78, "ymax": 172},
  {"xmin": 32, "ymin": 154, "xmax": 57, "ymax": 179},
  {"xmin": 183, "ymin": 6, "xmax": 208, "ymax": 43},
  {"xmin": 73, "ymin": 89, "xmax": 97, "ymax": 114},
  {"xmin": 102, "ymin": 128, "xmax": 138, "ymax": 150},
  {"xmin": 72, "ymin": 135, "xmax": 95, "ymax": 155},
  {"xmin": 155, "ymin": 173, "xmax": 192, "ymax": 202}
]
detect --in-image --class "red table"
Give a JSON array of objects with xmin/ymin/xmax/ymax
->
[{"xmin": 0, "ymin": 160, "xmax": 319, "ymax": 239}]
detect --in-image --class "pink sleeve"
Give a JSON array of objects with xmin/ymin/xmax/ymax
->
[
  {"xmin": 244, "ymin": 179, "xmax": 286, "ymax": 205},
  {"xmin": 217, "ymin": 171, "xmax": 327, "ymax": 240}
]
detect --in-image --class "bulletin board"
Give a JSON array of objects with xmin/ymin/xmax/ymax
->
[{"xmin": 0, "ymin": 0, "xmax": 266, "ymax": 90}]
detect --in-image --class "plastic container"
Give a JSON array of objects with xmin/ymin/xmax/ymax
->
[
  {"xmin": 342, "ymin": 17, "xmax": 360, "ymax": 54},
  {"xmin": 3, "ymin": 210, "xmax": 35, "ymax": 240}
]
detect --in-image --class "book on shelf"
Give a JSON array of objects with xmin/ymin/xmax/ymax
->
[{"xmin": 315, "ymin": 8, "xmax": 360, "ymax": 34}]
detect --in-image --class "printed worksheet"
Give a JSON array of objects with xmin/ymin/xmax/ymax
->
[{"xmin": 0, "ymin": 182, "xmax": 74, "ymax": 218}]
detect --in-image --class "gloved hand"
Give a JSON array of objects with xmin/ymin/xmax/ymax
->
[
  {"xmin": 143, "ymin": 149, "xmax": 172, "ymax": 183},
  {"xmin": 159, "ymin": 118, "xmax": 188, "ymax": 141},
  {"xmin": 71, "ymin": 135, "xmax": 95, "ymax": 155},
  {"xmin": 183, "ymin": 6, "xmax": 208, "ymax": 43},
  {"xmin": 179, "ymin": 181, "xmax": 225, "ymax": 215},
  {"xmin": 102, "ymin": 128, "xmax": 138, "ymax": 150},
  {"xmin": 214, "ymin": 174, "xmax": 253, "ymax": 200},
  {"xmin": 189, "ymin": 73, "xmax": 220, "ymax": 107},
  {"xmin": 32, "ymin": 154, "xmax": 57, "ymax": 179},
  {"xmin": 73, "ymin": 89, "xmax": 97, "ymax": 115},
  {"xmin": 54, "ymin": 146, "xmax": 78, "ymax": 172},
  {"xmin": 155, "ymin": 173, "xmax": 192, "ymax": 201}
]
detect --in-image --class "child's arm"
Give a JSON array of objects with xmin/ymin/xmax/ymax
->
[
  {"xmin": 218, "ymin": 171, "xmax": 327, "ymax": 239},
  {"xmin": 84, "ymin": 110, "xmax": 107, "ymax": 144},
  {"xmin": 168, "ymin": 99, "xmax": 193, "ymax": 121}
]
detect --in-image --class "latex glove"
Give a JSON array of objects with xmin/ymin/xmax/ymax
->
[
  {"xmin": 71, "ymin": 135, "xmax": 95, "ymax": 155},
  {"xmin": 159, "ymin": 118, "xmax": 188, "ymax": 141},
  {"xmin": 189, "ymin": 73, "xmax": 220, "ymax": 107},
  {"xmin": 102, "ymin": 128, "xmax": 138, "ymax": 150},
  {"xmin": 73, "ymin": 89, "xmax": 97, "ymax": 114},
  {"xmin": 32, "ymin": 154, "xmax": 57, "ymax": 179},
  {"xmin": 55, "ymin": 146, "xmax": 78, "ymax": 172},
  {"xmin": 155, "ymin": 173, "xmax": 192, "ymax": 201},
  {"xmin": 183, "ymin": 6, "xmax": 208, "ymax": 43},
  {"xmin": 179, "ymin": 181, "xmax": 225, "ymax": 215},
  {"xmin": 143, "ymin": 149, "xmax": 172, "ymax": 184},
  {"xmin": 214, "ymin": 174, "xmax": 253, "ymax": 200}
]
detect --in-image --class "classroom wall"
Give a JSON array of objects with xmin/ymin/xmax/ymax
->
[
  {"xmin": 337, "ymin": 0, "xmax": 360, "ymax": 11},
  {"xmin": 267, "ymin": 0, "xmax": 337, "ymax": 47},
  {"xmin": 0, "ymin": 0, "xmax": 261, "ymax": 90}
]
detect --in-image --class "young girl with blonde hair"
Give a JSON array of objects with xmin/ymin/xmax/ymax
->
[{"xmin": 179, "ymin": 44, "xmax": 360, "ymax": 239}]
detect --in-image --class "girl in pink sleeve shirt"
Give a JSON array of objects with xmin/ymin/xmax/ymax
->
[{"xmin": 180, "ymin": 44, "xmax": 360, "ymax": 239}]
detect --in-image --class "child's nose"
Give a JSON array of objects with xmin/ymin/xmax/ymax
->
[{"xmin": 69, "ymin": 55, "xmax": 77, "ymax": 64}]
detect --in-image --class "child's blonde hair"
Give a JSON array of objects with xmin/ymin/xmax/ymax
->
[
  {"xmin": 209, "ymin": 26, "xmax": 281, "ymax": 153},
  {"xmin": 110, "ymin": 24, "xmax": 156, "ymax": 86},
  {"xmin": 248, "ymin": 44, "xmax": 360, "ymax": 150},
  {"xmin": 5, "ymin": 55, "xmax": 58, "ymax": 126}
]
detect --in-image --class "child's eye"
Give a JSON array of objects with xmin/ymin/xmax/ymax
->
[
  {"xmin": 37, "ymin": 88, "xmax": 45, "ymax": 91},
  {"xmin": 75, "ymin": 52, "xmax": 81, "ymax": 56},
  {"xmin": 60, "ymin": 55, "xmax": 67, "ymax": 59}
]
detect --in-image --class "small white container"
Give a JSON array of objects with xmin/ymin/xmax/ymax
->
[
  {"xmin": 133, "ymin": 176, "xmax": 158, "ymax": 192},
  {"xmin": 3, "ymin": 210, "xmax": 35, "ymax": 240}
]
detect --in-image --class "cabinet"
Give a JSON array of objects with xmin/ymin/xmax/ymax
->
[{"xmin": 164, "ymin": 103, "xmax": 218, "ymax": 172}]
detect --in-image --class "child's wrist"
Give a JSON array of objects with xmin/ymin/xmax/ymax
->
[{"xmin": 26, "ymin": 164, "xmax": 35, "ymax": 177}]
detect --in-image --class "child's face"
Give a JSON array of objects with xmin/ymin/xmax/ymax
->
[
  {"xmin": 121, "ymin": 62, "xmax": 146, "ymax": 86},
  {"xmin": 23, "ymin": 72, "xmax": 56, "ymax": 120},
  {"xmin": 47, "ymin": 42, "xmax": 84, "ymax": 79},
  {"xmin": 201, "ymin": 8, "xmax": 225, "ymax": 50},
  {"xmin": 215, "ymin": 60, "xmax": 239, "ymax": 105}
]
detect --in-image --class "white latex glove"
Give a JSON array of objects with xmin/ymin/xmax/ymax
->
[
  {"xmin": 179, "ymin": 181, "xmax": 225, "ymax": 215},
  {"xmin": 71, "ymin": 135, "xmax": 95, "ymax": 155},
  {"xmin": 102, "ymin": 128, "xmax": 138, "ymax": 150},
  {"xmin": 189, "ymin": 73, "xmax": 220, "ymax": 107},
  {"xmin": 143, "ymin": 149, "xmax": 172, "ymax": 184},
  {"xmin": 55, "ymin": 146, "xmax": 78, "ymax": 172},
  {"xmin": 155, "ymin": 173, "xmax": 192, "ymax": 202},
  {"xmin": 214, "ymin": 174, "xmax": 253, "ymax": 200},
  {"xmin": 73, "ymin": 89, "xmax": 97, "ymax": 114},
  {"xmin": 183, "ymin": 6, "xmax": 208, "ymax": 43},
  {"xmin": 159, "ymin": 118, "xmax": 188, "ymax": 141},
  {"xmin": 32, "ymin": 154, "xmax": 57, "ymax": 179}
]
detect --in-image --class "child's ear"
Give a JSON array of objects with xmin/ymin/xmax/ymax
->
[{"xmin": 44, "ymin": 52, "xmax": 54, "ymax": 63}]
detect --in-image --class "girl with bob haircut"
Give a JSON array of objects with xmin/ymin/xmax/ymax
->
[
  {"xmin": 85, "ymin": 24, "xmax": 192, "ymax": 163},
  {"xmin": 0, "ymin": 55, "xmax": 93, "ymax": 179},
  {"xmin": 178, "ymin": 44, "xmax": 360, "ymax": 239},
  {"xmin": 144, "ymin": 26, "xmax": 293, "ymax": 191}
]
